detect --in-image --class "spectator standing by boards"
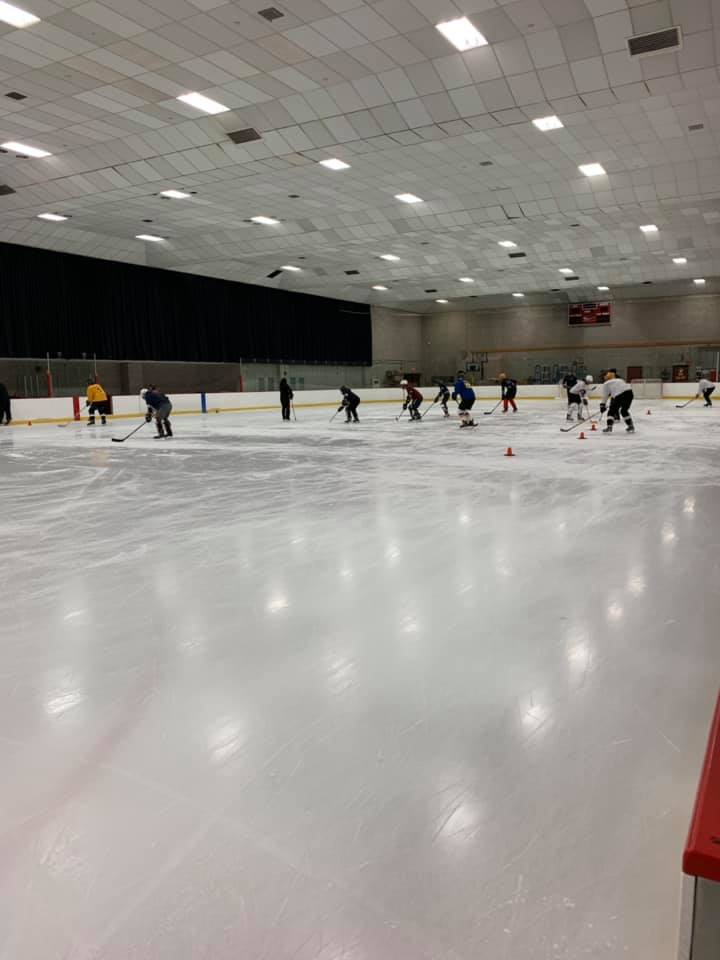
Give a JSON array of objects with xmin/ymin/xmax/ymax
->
[
  {"xmin": 0, "ymin": 381, "xmax": 10, "ymax": 425},
  {"xmin": 279, "ymin": 376, "xmax": 293, "ymax": 421}
]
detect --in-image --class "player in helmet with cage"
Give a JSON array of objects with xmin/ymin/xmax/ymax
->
[
  {"xmin": 400, "ymin": 380, "xmax": 423, "ymax": 420},
  {"xmin": 566, "ymin": 375, "xmax": 595, "ymax": 421},
  {"xmin": 600, "ymin": 371, "xmax": 634, "ymax": 433},
  {"xmin": 434, "ymin": 381, "xmax": 451, "ymax": 418}
]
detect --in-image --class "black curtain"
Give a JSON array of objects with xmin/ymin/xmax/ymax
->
[{"xmin": 0, "ymin": 242, "xmax": 371, "ymax": 365}]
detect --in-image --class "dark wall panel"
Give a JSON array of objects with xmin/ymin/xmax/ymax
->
[{"xmin": 0, "ymin": 242, "xmax": 371, "ymax": 365}]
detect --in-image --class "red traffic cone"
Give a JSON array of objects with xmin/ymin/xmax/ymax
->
[
  {"xmin": 646, "ymin": 409, "xmax": 651, "ymax": 415},
  {"xmin": 591, "ymin": 422, "xmax": 597, "ymax": 431},
  {"xmin": 504, "ymin": 446, "xmax": 515, "ymax": 457},
  {"xmin": 27, "ymin": 420, "xmax": 32, "ymax": 426},
  {"xmin": 578, "ymin": 431, "xmax": 586, "ymax": 439}
]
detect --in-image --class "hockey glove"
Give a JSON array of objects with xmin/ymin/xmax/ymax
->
[
  {"xmin": 145, "ymin": 412, "xmax": 153, "ymax": 422},
  {"xmin": 599, "ymin": 403, "xmax": 606, "ymax": 413},
  {"xmin": 402, "ymin": 402, "xmax": 408, "ymax": 410}
]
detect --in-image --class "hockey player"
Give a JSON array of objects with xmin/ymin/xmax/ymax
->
[
  {"xmin": 600, "ymin": 372, "xmax": 634, "ymax": 433},
  {"xmin": 0, "ymin": 381, "xmax": 11, "ymax": 426},
  {"xmin": 86, "ymin": 376, "xmax": 109, "ymax": 425},
  {"xmin": 434, "ymin": 382, "xmax": 451, "ymax": 417},
  {"xmin": 401, "ymin": 380, "xmax": 423, "ymax": 420},
  {"xmin": 499, "ymin": 373, "xmax": 518, "ymax": 412},
  {"xmin": 141, "ymin": 387, "xmax": 173, "ymax": 438},
  {"xmin": 562, "ymin": 372, "xmax": 578, "ymax": 418},
  {"xmin": 452, "ymin": 372, "xmax": 476, "ymax": 427},
  {"xmin": 279, "ymin": 377, "xmax": 293, "ymax": 421},
  {"xmin": 338, "ymin": 385, "xmax": 360, "ymax": 423},
  {"xmin": 696, "ymin": 376, "xmax": 716, "ymax": 407},
  {"xmin": 566, "ymin": 375, "xmax": 595, "ymax": 421}
]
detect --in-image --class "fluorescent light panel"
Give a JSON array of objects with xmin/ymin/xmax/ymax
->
[
  {"xmin": 0, "ymin": 1, "xmax": 39, "ymax": 27},
  {"xmin": 2, "ymin": 140, "xmax": 50, "ymax": 157},
  {"xmin": 395, "ymin": 192, "xmax": 423, "ymax": 203},
  {"xmin": 176, "ymin": 92, "xmax": 228, "ymax": 114},
  {"xmin": 597, "ymin": 285, "xmax": 610, "ymax": 291},
  {"xmin": 38, "ymin": 212, "xmax": 67, "ymax": 221},
  {"xmin": 512, "ymin": 292, "xmax": 525, "ymax": 298},
  {"xmin": 673, "ymin": 257, "xmax": 687, "ymax": 264},
  {"xmin": 578, "ymin": 162, "xmax": 606, "ymax": 177},
  {"xmin": 639, "ymin": 224, "xmax": 658, "ymax": 233},
  {"xmin": 319, "ymin": 158, "xmax": 350, "ymax": 170},
  {"xmin": 498, "ymin": 240, "xmax": 517, "ymax": 248},
  {"xmin": 436, "ymin": 16, "xmax": 487, "ymax": 51},
  {"xmin": 380, "ymin": 254, "xmax": 400, "ymax": 261},
  {"xmin": 558, "ymin": 268, "xmax": 574, "ymax": 274},
  {"xmin": 693, "ymin": 278, "xmax": 706, "ymax": 285},
  {"xmin": 532, "ymin": 115, "xmax": 563, "ymax": 131},
  {"xmin": 136, "ymin": 234, "xmax": 163, "ymax": 242},
  {"xmin": 372, "ymin": 285, "xmax": 388, "ymax": 290},
  {"xmin": 251, "ymin": 216, "xmax": 279, "ymax": 225},
  {"xmin": 435, "ymin": 299, "xmax": 449, "ymax": 303},
  {"xmin": 281, "ymin": 265, "xmax": 301, "ymax": 272},
  {"xmin": 458, "ymin": 277, "xmax": 474, "ymax": 283},
  {"xmin": 160, "ymin": 189, "xmax": 190, "ymax": 199}
]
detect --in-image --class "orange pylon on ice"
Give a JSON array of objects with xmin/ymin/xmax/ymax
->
[
  {"xmin": 578, "ymin": 431, "xmax": 586, "ymax": 439},
  {"xmin": 591, "ymin": 422, "xmax": 597, "ymax": 431},
  {"xmin": 647, "ymin": 409, "xmax": 652, "ymax": 415},
  {"xmin": 504, "ymin": 446, "xmax": 515, "ymax": 457}
]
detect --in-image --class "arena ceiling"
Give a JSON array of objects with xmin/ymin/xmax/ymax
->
[{"xmin": 0, "ymin": 0, "xmax": 719, "ymax": 310}]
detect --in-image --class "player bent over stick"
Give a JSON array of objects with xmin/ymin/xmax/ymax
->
[
  {"xmin": 566, "ymin": 375, "xmax": 595, "ymax": 421},
  {"xmin": 400, "ymin": 380, "xmax": 423, "ymax": 420},
  {"xmin": 697, "ymin": 376, "xmax": 716, "ymax": 407},
  {"xmin": 141, "ymin": 387, "xmax": 173, "ymax": 439},
  {"xmin": 338, "ymin": 385, "xmax": 360, "ymax": 422},
  {"xmin": 600, "ymin": 372, "xmax": 634, "ymax": 434},
  {"xmin": 453, "ymin": 372, "xmax": 477, "ymax": 427},
  {"xmin": 434, "ymin": 382, "xmax": 451, "ymax": 418},
  {"xmin": 499, "ymin": 373, "xmax": 518, "ymax": 412}
]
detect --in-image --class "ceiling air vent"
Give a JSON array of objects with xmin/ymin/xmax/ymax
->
[
  {"xmin": 228, "ymin": 128, "xmax": 261, "ymax": 144},
  {"xmin": 344, "ymin": 269, "xmax": 359, "ymax": 275},
  {"xmin": 627, "ymin": 26, "xmax": 681, "ymax": 58},
  {"xmin": 0, "ymin": 184, "xmax": 15, "ymax": 195},
  {"xmin": 688, "ymin": 123, "xmax": 704, "ymax": 131},
  {"xmin": 6, "ymin": 91, "xmax": 26, "ymax": 100},
  {"xmin": 258, "ymin": 6, "xmax": 283, "ymax": 21},
  {"xmin": 508, "ymin": 251, "xmax": 526, "ymax": 259}
]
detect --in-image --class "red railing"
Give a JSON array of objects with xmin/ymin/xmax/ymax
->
[{"xmin": 683, "ymin": 692, "xmax": 720, "ymax": 883}]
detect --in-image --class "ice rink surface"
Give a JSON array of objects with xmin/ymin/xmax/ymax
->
[{"xmin": 1, "ymin": 399, "xmax": 719, "ymax": 960}]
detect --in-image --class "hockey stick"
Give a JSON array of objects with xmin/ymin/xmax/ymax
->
[
  {"xmin": 329, "ymin": 409, "xmax": 342, "ymax": 422},
  {"xmin": 483, "ymin": 399, "xmax": 502, "ymax": 416},
  {"xmin": 111, "ymin": 419, "xmax": 149, "ymax": 443},
  {"xmin": 676, "ymin": 398, "xmax": 696, "ymax": 409},
  {"xmin": 291, "ymin": 402, "xmax": 297, "ymax": 421},
  {"xmin": 560, "ymin": 410, "xmax": 601, "ymax": 432},
  {"xmin": 420, "ymin": 400, "xmax": 438, "ymax": 419},
  {"xmin": 395, "ymin": 407, "xmax": 407, "ymax": 422}
]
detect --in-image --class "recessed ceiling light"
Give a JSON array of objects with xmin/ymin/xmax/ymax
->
[
  {"xmin": 558, "ymin": 268, "xmax": 574, "ymax": 274},
  {"xmin": 435, "ymin": 299, "xmax": 449, "ymax": 303},
  {"xmin": 0, "ymin": 2, "xmax": 39, "ymax": 27},
  {"xmin": 395, "ymin": 192, "xmax": 423, "ymax": 203},
  {"xmin": 597, "ymin": 285, "xmax": 610, "ymax": 291},
  {"xmin": 176, "ymin": 92, "xmax": 228, "ymax": 114},
  {"xmin": 532, "ymin": 115, "xmax": 563, "ymax": 132},
  {"xmin": 38, "ymin": 212, "xmax": 67, "ymax": 221},
  {"xmin": 436, "ymin": 16, "xmax": 487, "ymax": 51},
  {"xmin": 693, "ymin": 278, "xmax": 706, "ymax": 285},
  {"xmin": 380, "ymin": 254, "xmax": 400, "ymax": 261},
  {"xmin": 281, "ymin": 264, "xmax": 301, "ymax": 272},
  {"xmin": 512, "ymin": 292, "xmax": 525, "ymax": 298},
  {"xmin": 372, "ymin": 285, "xmax": 388, "ymax": 291},
  {"xmin": 251, "ymin": 216, "xmax": 279, "ymax": 225},
  {"xmin": 136, "ymin": 234, "xmax": 163, "ymax": 242},
  {"xmin": 672, "ymin": 257, "xmax": 687, "ymax": 264},
  {"xmin": 639, "ymin": 224, "xmax": 658, "ymax": 233},
  {"xmin": 1, "ymin": 140, "xmax": 51, "ymax": 158},
  {"xmin": 578, "ymin": 162, "xmax": 606, "ymax": 177},
  {"xmin": 160, "ymin": 189, "xmax": 191, "ymax": 199},
  {"xmin": 458, "ymin": 277, "xmax": 474, "ymax": 283},
  {"xmin": 498, "ymin": 240, "xmax": 517, "ymax": 248},
  {"xmin": 319, "ymin": 158, "xmax": 350, "ymax": 170}
]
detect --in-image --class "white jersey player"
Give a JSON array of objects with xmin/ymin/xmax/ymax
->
[
  {"xmin": 566, "ymin": 375, "xmax": 595, "ymax": 421},
  {"xmin": 600, "ymin": 372, "xmax": 635, "ymax": 433},
  {"xmin": 696, "ymin": 378, "xmax": 716, "ymax": 407}
]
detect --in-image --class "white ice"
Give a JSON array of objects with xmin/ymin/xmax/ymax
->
[{"xmin": 1, "ymin": 399, "xmax": 719, "ymax": 960}]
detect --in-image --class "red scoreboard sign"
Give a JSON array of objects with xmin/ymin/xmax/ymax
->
[{"xmin": 568, "ymin": 302, "xmax": 612, "ymax": 326}]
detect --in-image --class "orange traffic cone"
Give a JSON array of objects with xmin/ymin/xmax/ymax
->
[
  {"xmin": 578, "ymin": 431, "xmax": 586, "ymax": 439},
  {"xmin": 504, "ymin": 446, "xmax": 515, "ymax": 457},
  {"xmin": 646, "ymin": 409, "xmax": 651, "ymax": 415},
  {"xmin": 591, "ymin": 422, "xmax": 597, "ymax": 431},
  {"xmin": 27, "ymin": 420, "xmax": 32, "ymax": 426}
]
